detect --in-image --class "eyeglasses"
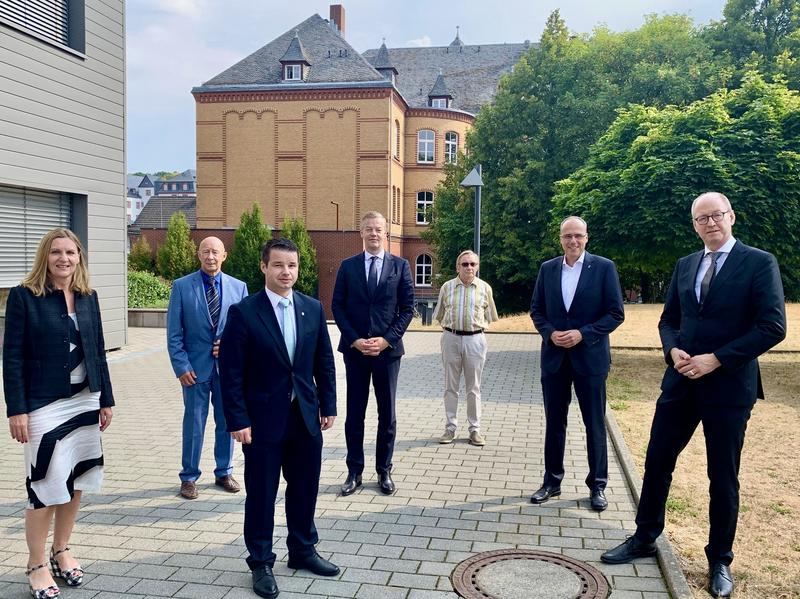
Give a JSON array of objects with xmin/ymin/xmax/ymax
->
[
  {"xmin": 694, "ymin": 211, "xmax": 729, "ymax": 225},
  {"xmin": 560, "ymin": 234, "xmax": 586, "ymax": 240},
  {"xmin": 460, "ymin": 262, "xmax": 477, "ymax": 267}
]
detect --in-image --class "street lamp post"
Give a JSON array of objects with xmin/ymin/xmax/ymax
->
[{"xmin": 460, "ymin": 164, "xmax": 484, "ymax": 256}]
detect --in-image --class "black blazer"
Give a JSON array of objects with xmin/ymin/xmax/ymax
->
[
  {"xmin": 658, "ymin": 241, "xmax": 786, "ymax": 406},
  {"xmin": 219, "ymin": 290, "xmax": 336, "ymax": 444},
  {"xmin": 3, "ymin": 285, "xmax": 114, "ymax": 417},
  {"xmin": 531, "ymin": 252, "xmax": 625, "ymax": 376},
  {"xmin": 331, "ymin": 252, "xmax": 415, "ymax": 357}
]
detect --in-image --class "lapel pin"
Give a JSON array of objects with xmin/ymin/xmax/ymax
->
[{"xmin": 301, "ymin": 312, "xmax": 305, "ymax": 316}]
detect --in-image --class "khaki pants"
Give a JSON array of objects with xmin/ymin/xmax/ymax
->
[{"xmin": 441, "ymin": 330, "xmax": 488, "ymax": 432}]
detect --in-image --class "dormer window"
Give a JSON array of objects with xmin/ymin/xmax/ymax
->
[
  {"xmin": 428, "ymin": 71, "xmax": 453, "ymax": 110},
  {"xmin": 430, "ymin": 97, "xmax": 448, "ymax": 108},
  {"xmin": 284, "ymin": 64, "xmax": 302, "ymax": 80}
]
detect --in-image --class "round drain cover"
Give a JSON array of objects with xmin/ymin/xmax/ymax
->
[{"xmin": 451, "ymin": 549, "xmax": 610, "ymax": 599}]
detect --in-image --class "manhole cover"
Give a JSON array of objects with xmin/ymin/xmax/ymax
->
[{"xmin": 451, "ymin": 549, "xmax": 610, "ymax": 599}]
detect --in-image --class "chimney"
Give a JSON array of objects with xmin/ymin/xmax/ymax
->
[{"xmin": 330, "ymin": 4, "xmax": 346, "ymax": 37}]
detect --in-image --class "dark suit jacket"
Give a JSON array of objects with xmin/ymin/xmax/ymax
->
[
  {"xmin": 3, "ymin": 285, "xmax": 114, "ymax": 417},
  {"xmin": 531, "ymin": 252, "xmax": 625, "ymax": 376},
  {"xmin": 658, "ymin": 241, "xmax": 786, "ymax": 406},
  {"xmin": 331, "ymin": 252, "xmax": 415, "ymax": 357},
  {"xmin": 219, "ymin": 290, "xmax": 336, "ymax": 444}
]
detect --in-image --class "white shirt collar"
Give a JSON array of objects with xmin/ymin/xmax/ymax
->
[
  {"xmin": 365, "ymin": 250, "xmax": 385, "ymax": 262},
  {"xmin": 264, "ymin": 287, "xmax": 293, "ymax": 309},
  {"xmin": 562, "ymin": 251, "xmax": 586, "ymax": 268},
  {"xmin": 705, "ymin": 236, "xmax": 736, "ymax": 255}
]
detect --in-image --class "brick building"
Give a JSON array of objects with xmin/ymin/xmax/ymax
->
[{"xmin": 150, "ymin": 5, "xmax": 528, "ymax": 313}]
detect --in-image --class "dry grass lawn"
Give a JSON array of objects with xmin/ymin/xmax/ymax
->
[{"xmin": 410, "ymin": 303, "xmax": 800, "ymax": 597}]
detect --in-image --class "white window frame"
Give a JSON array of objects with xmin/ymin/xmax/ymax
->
[
  {"xmin": 430, "ymin": 97, "xmax": 448, "ymax": 108},
  {"xmin": 416, "ymin": 191, "xmax": 433, "ymax": 225},
  {"xmin": 417, "ymin": 130, "xmax": 435, "ymax": 164},
  {"xmin": 284, "ymin": 64, "xmax": 302, "ymax": 80},
  {"xmin": 415, "ymin": 254, "xmax": 433, "ymax": 287},
  {"xmin": 445, "ymin": 132, "xmax": 458, "ymax": 164}
]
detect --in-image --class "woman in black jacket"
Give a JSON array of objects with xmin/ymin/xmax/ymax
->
[{"xmin": 4, "ymin": 228, "xmax": 114, "ymax": 599}]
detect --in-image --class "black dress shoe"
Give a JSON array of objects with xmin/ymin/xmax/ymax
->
[
  {"xmin": 287, "ymin": 551, "xmax": 340, "ymax": 577},
  {"xmin": 708, "ymin": 563, "xmax": 734, "ymax": 597},
  {"xmin": 252, "ymin": 565, "xmax": 279, "ymax": 599},
  {"xmin": 340, "ymin": 473, "xmax": 362, "ymax": 496},
  {"xmin": 601, "ymin": 536, "xmax": 658, "ymax": 564},
  {"xmin": 530, "ymin": 485, "xmax": 561, "ymax": 504},
  {"xmin": 590, "ymin": 489, "xmax": 608, "ymax": 511},
  {"xmin": 378, "ymin": 472, "xmax": 396, "ymax": 495}
]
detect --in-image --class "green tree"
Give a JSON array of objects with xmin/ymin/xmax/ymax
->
[
  {"xmin": 553, "ymin": 72, "xmax": 800, "ymax": 299},
  {"xmin": 281, "ymin": 217, "xmax": 319, "ymax": 296},
  {"xmin": 227, "ymin": 203, "xmax": 271, "ymax": 293},
  {"xmin": 433, "ymin": 11, "xmax": 727, "ymax": 312},
  {"xmin": 156, "ymin": 211, "xmax": 197, "ymax": 280},
  {"xmin": 128, "ymin": 235, "xmax": 154, "ymax": 273}
]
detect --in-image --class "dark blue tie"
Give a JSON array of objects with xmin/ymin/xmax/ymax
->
[
  {"xmin": 368, "ymin": 256, "xmax": 378, "ymax": 294},
  {"xmin": 206, "ymin": 280, "xmax": 220, "ymax": 328}
]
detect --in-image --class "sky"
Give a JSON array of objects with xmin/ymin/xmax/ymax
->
[{"xmin": 125, "ymin": 0, "xmax": 728, "ymax": 174}]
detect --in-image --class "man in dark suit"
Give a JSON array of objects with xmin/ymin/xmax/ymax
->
[
  {"xmin": 530, "ymin": 216, "xmax": 625, "ymax": 512},
  {"xmin": 332, "ymin": 211, "xmax": 414, "ymax": 496},
  {"xmin": 167, "ymin": 236, "xmax": 248, "ymax": 500},
  {"xmin": 601, "ymin": 193, "xmax": 786, "ymax": 598},
  {"xmin": 219, "ymin": 238, "xmax": 339, "ymax": 599}
]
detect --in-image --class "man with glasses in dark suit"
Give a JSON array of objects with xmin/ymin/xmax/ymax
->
[{"xmin": 601, "ymin": 192, "xmax": 786, "ymax": 598}]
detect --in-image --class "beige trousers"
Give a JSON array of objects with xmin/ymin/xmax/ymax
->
[{"xmin": 441, "ymin": 330, "xmax": 488, "ymax": 432}]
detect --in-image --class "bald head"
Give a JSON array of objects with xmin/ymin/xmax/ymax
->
[
  {"xmin": 691, "ymin": 192, "xmax": 732, "ymax": 215},
  {"xmin": 198, "ymin": 236, "xmax": 227, "ymax": 276}
]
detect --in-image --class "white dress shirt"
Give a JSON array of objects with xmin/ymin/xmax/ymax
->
[
  {"xmin": 695, "ymin": 236, "xmax": 736, "ymax": 302},
  {"xmin": 561, "ymin": 252, "xmax": 585, "ymax": 311},
  {"xmin": 364, "ymin": 250, "xmax": 385, "ymax": 283},
  {"xmin": 264, "ymin": 287, "xmax": 296, "ymax": 344}
]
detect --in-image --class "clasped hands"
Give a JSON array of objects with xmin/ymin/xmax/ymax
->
[
  {"xmin": 670, "ymin": 348, "xmax": 721, "ymax": 379},
  {"xmin": 550, "ymin": 329, "xmax": 583, "ymax": 348},
  {"xmin": 352, "ymin": 337, "xmax": 389, "ymax": 356},
  {"xmin": 231, "ymin": 414, "xmax": 336, "ymax": 445}
]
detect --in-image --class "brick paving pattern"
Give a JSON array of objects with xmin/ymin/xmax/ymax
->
[{"xmin": 0, "ymin": 327, "xmax": 669, "ymax": 598}]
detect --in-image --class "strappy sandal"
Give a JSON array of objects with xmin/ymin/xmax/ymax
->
[
  {"xmin": 49, "ymin": 547, "xmax": 84, "ymax": 587},
  {"xmin": 25, "ymin": 563, "xmax": 60, "ymax": 598}
]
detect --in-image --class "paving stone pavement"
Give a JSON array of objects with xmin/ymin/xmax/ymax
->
[{"xmin": 0, "ymin": 327, "xmax": 670, "ymax": 599}]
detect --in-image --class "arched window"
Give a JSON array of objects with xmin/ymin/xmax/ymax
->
[
  {"xmin": 445, "ymin": 131, "xmax": 458, "ymax": 164},
  {"xmin": 416, "ymin": 191, "xmax": 433, "ymax": 224},
  {"xmin": 391, "ymin": 186, "xmax": 398, "ymax": 224},
  {"xmin": 417, "ymin": 129, "xmax": 435, "ymax": 163},
  {"xmin": 394, "ymin": 120, "xmax": 401, "ymax": 159},
  {"xmin": 416, "ymin": 254, "xmax": 433, "ymax": 287}
]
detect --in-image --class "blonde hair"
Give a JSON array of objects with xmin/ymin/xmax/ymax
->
[
  {"xmin": 455, "ymin": 250, "xmax": 478, "ymax": 269},
  {"xmin": 360, "ymin": 211, "xmax": 387, "ymax": 228},
  {"xmin": 21, "ymin": 228, "xmax": 92, "ymax": 296}
]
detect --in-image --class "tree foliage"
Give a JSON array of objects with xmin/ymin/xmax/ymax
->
[
  {"xmin": 553, "ymin": 72, "xmax": 800, "ymax": 299},
  {"xmin": 281, "ymin": 217, "xmax": 319, "ymax": 297},
  {"xmin": 428, "ymin": 11, "xmax": 727, "ymax": 312},
  {"xmin": 128, "ymin": 235, "xmax": 154, "ymax": 273},
  {"xmin": 227, "ymin": 203, "xmax": 271, "ymax": 294},
  {"xmin": 156, "ymin": 212, "xmax": 197, "ymax": 280}
]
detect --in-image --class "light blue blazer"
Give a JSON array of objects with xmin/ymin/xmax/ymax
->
[{"xmin": 167, "ymin": 270, "xmax": 248, "ymax": 382}]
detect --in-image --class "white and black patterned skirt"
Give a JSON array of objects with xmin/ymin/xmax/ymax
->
[{"xmin": 24, "ymin": 389, "xmax": 104, "ymax": 509}]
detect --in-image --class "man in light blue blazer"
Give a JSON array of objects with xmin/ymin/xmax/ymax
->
[{"xmin": 167, "ymin": 236, "xmax": 248, "ymax": 500}]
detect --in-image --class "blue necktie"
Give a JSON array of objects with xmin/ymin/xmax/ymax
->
[
  {"xmin": 279, "ymin": 297, "xmax": 295, "ymax": 363},
  {"xmin": 368, "ymin": 256, "xmax": 378, "ymax": 294},
  {"xmin": 206, "ymin": 279, "xmax": 220, "ymax": 329}
]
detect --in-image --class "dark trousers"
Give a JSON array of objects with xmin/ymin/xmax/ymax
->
[
  {"xmin": 634, "ymin": 391, "xmax": 752, "ymax": 565},
  {"xmin": 243, "ymin": 401, "xmax": 322, "ymax": 570},
  {"xmin": 343, "ymin": 351, "xmax": 400, "ymax": 476},
  {"xmin": 541, "ymin": 354, "xmax": 608, "ymax": 491}
]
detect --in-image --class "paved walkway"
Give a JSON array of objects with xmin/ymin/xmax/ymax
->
[{"xmin": 0, "ymin": 327, "xmax": 670, "ymax": 598}]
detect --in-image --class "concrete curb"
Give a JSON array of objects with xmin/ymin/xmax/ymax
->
[{"xmin": 605, "ymin": 409, "xmax": 695, "ymax": 599}]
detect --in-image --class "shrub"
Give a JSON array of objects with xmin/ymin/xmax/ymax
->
[
  {"xmin": 128, "ymin": 270, "xmax": 172, "ymax": 308},
  {"xmin": 156, "ymin": 211, "xmax": 197, "ymax": 280},
  {"xmin": 128, "ymin": 235, "xmax": 154, "ymax": 273},
  {"xmin": 227, "ymin": 203, "xmax": 271, "ymax": 293},
  {"xmin": 281, "ymin": 216, "xmax": 318, "ymax": 296}
]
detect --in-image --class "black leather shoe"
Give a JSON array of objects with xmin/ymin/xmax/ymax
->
[
  {"xmin": 530, "ymin": 485, "xmax": 561, "ymax": 504},
  {"xmin": 252, "ymin": 565, "xmax": 279, "ymax": 599},
  {"xmin": 590, "ymin": 489, "xmax": 608, "ymax": 511},
  {"xmin": 287, "ymin": 551, "xmax": 340, "ymax": 577},
  {"xmin": 708, "ymin": 563, "xmax": 733, "ymax": 597},
  {"xmin": 601, "ymin": 536, "xmax": 658, "ymax": 564},
  {"xmin": 340, "ymin": 473, "xmax": 362, "ymax": 496},
  {"xmin": 378, "ymin": 472, "xmax": 396, "ymax": 495}
]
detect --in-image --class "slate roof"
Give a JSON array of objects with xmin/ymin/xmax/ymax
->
[
  {"xmin": 371, "ymin": 42, "xmax": 396, "ymax": 72},
  {"xmin": 200, "ymin": 14, "xmax": 385, "ymax": 88},
  {"xmin": 280, "ymin": 31, "xmax": 311, "ymax": 64},
  {"xmin": 428, "ymin": 72, "xmax": 452, "ymax": 98},
  {"xmin": 132, "ymin": 196, "xmax": 196, "ymax": 229},
  {"xmin": 363, "ymin": 41, "xmax": 532, "ymax": 114}
]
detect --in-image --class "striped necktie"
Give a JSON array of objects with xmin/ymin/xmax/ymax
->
[
  {"xmin": 206, "ymin": 279, "xmax": 220, "ymax": 329},
  {"xmin": 700, "ymin": 252, "xmax": 719, "ymax": 305}
]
